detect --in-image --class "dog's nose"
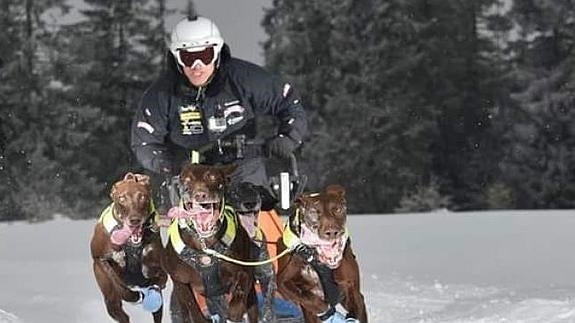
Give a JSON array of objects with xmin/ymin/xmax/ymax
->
[
  {"xmin": 193, "ymin": 191, "xmax": 208, "ymax": 201},
  {"xmin": 242, "ymin": 201, "xmax": 260, "ymax": 211},
  {"xmin": 129, "ymin": 217, "xmax": 142, "ymax": 226},
  {"xmin": 323, "ymin": 229, "xmax": 343, "ymax": 240}
]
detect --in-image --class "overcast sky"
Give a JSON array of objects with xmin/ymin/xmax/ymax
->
[{"xmin": 58, "ymin": 0, "xmax": 271, "ymax": 65}]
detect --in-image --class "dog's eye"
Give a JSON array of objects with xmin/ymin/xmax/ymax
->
[
  {"xmin": 200, "ymin": 203, "xmax": 211, "ymax": 209},
  {"xmin": 308, "ymin": 208, "xmax": 318, "ymax": 218},
  {"xmin": 333, "ymin": 206, "xmax": 345, "ymax": 215}
]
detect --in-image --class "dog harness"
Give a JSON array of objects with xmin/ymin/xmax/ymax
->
[
  {"xmin": 98, "ymin": 202, "xmax": 160, "ymax": 287},
  {"xmin": 168, "ymin": 204, "xmax": 238, "ymax": 298}
]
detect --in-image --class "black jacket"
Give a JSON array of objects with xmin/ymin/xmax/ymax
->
[{"xmin": 131, "ymin": 45, "xmax": 307, "ymax": 175}]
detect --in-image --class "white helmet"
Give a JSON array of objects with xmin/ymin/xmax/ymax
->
[{"xmin": 170, "ymin": 16, "xmax": 224, "ymax": 67}]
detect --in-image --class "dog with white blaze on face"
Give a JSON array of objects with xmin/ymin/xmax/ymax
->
[{"xmin": 90, "ymin": 172, "xmax": 167, "ymax": 323}]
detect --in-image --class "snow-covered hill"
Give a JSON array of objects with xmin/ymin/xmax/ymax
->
[{"xmin": 2, "ymin": 210, "xmax": 575, "ymax": 322}]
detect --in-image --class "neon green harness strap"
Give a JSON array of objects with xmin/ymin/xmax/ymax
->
[
  {"xmin": 190, "ymin": 150, "xmax": 200, "ymax": 164},
  {"xmin": 99, "ymin": 204, "xmax": 118, "ymax": 233}
]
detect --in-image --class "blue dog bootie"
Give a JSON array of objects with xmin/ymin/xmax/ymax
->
[
  {"xmin": 321, "ymin": 310, "xmax": 346, "ymax": 323},
  {"xmin": 137, "ymin": 285, "xmax": 163, "ymax": 313}
]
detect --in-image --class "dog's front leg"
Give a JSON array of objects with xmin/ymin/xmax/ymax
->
[
  {"xmin": 142, "ymin": 243, "xmax": 168, "ymax": 288},
  {"xmin": 335, "ymin": 252, "xmax": 368, "ymax": 322},
  {"xmin": 254, "ymin": 250, "xmax": 276, "ymax": 322},
  {"xmin": 172, "ymin": 281, "xmax": 210, "ymax": 323},
  {"xmin": 227, "ymin": 270, "xmax": 258, "ymax": 323},
  {"xmin": 278, "ymin": 258, "xmax": 329, "ymax": 315},
  {"xmin": 93, "ymin": 261, "xmax": 131, "ymax": 323}
]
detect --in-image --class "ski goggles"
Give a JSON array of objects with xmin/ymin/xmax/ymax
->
[{"xmin": 177, "ymin": 46, "xmax": 216, "ymax": 68}]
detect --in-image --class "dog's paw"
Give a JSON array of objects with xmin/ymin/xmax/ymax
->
[
  {"xmin": 260, "ymin": 307, "xmax": 275, "ymax": 323},
  {"xmin": 111, "ymin": 250, "xmax": 126, "ymax": 267},
  {"xmin": 135, "ymin": 285, "xmax": 163, "ymax": 313}
]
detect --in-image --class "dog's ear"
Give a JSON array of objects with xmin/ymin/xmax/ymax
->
[
  {"xmin": 110, "ymin": 183, "xmax": 119, "ymax": 200},
  {"xmin": 133, "ymin": 174, "xmax": 151, "ymax": 187},
  {"xmin": 218, "ymin": 164, "xmax": 237, "ymax": 179},
  {"xmin": 295, "ymin": 192, "xmax": 319, "ymax": 209},
  {"xmin": 123, "ymin": 172, "xmax": 136, "ymax": 182},
  {"xmin": 325, "ymin": 185, "xmax": 345, "ymax": 199}
]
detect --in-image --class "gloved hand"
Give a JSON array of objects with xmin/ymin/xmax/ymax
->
[
  {"xmin": 295, "ymin": 243, "xmax": 316, "ymax": 263},
  {"xmin": 157, "ymin": 159, "xmax": 175, "ymax": 177},
  {"xmin": 317, "ymin": 306, "xmax": 346, "ymax": 323},
  {"xmin": 266, "ymin": 134, "xmax": 299, "ymax": 159}
]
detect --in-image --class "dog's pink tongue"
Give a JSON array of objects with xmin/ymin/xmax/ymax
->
[
  {"xmin": 238, "ymin": 215, "xmax": 257, "ymax": 238},
  {"xmin": 110, "ymin": 225, "xmax": 134, "ymax": 245},
  {"xmin": 167, "ymin": 207, "xmax": 189, "ymax": 219},
  {"xmin": 318, "ymin": 241, "xmax": 340, "ymax": 258},
  {"xmin": 194, "ymin": 210, "xmax": 213, "ymax": 232}
]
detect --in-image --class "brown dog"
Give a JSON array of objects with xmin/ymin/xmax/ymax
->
[
  {"xmin": 90, "ymin": 172, "xmax": 168, "ymax": 323},
  {"xmin": 162, "ymin": 164, "xmax": 258, "ymax": 323},
  {"xmin": 277, "ymin": 185, "xmax": 368, "ymax": 322}
]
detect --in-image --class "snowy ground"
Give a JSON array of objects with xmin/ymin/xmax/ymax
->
[{"xmin": 2, "ymin": 210, "xmax": 575, "ymax": 322}]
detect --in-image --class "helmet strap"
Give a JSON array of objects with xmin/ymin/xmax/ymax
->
[{"xmin": 215, "ymin": 54, "xmax": 222, "ymax": 69}]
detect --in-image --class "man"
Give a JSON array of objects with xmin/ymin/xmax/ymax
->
[
  {"xmin": 131, "ymin": 15, "xmax": 306, "ymax": 212},
  {"xmin": 131, "ymin": 15, "xmax": 307, "ymax": 321}
]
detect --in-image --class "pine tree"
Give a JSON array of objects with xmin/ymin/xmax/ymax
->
[
  {"xmin": 502, "ymin": 0, "xmax": 575, "ymax": 208},
  {"xmin": 58, "ymin": 0, "xmax": 168, "ymax": 218},
  {"xmin": 263, "ymin": 0, "xmax": 437, "ymax": 212},
  {"xmin": 0, "ymin": 0, "xmax": 77, "ymax": 220},
  {"xmin": 410, "ymin": 0, "xmax": 511, "ymax": 209},
  {"xmin": 262, "ymin": 0, "xmax": 511, "ymax": 212}
]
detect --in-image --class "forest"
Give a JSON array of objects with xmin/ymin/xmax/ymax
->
[{"xmin": 1, "ymin": 0, "xmax": 574, "ymax": 220}]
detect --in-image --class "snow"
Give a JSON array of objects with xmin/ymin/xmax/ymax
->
[{"xmin": 2, "ymin": 210, "xmax": 575, "ymax": 322}]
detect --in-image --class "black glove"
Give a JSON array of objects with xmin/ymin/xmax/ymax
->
[
  {"xmin": 266, "ymin": 134, "xmax": 299, "ymax": 159},
  {"xmin": 157, "ymin": 160, "xmax": 175, "ymax": 177},
  {"xmin": 295, "ymin": 244, "xmax": 315, "ymax": 263}
]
